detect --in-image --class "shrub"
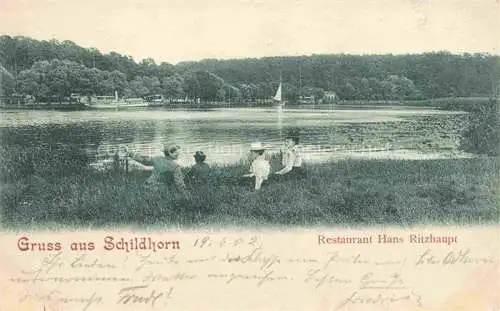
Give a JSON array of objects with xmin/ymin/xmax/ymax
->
[{"xmin": 459, "ymin": 98, "xmax": 500, "ymax": 156}]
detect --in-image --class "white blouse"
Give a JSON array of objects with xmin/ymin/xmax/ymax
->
[
  {"xmin": 250, "ymin": 156, "xmax": 270, "ymax": 180},
  {"xmin": 278, "ymin": 145, "xmax": 302, "ymax": 174}
]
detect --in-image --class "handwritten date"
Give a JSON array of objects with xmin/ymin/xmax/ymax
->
[{"xmin": 193, "ymin": 236, "xmax": 260, "ymax": 248}]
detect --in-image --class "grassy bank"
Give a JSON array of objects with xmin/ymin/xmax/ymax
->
[{"xmin": 0, "ymin": 147, "xmax": 498, "ymax": 229}]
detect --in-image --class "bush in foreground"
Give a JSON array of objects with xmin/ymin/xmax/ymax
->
[{"xmin": 459, "ymin": 98, "xmax": 500, "ymax": 156}]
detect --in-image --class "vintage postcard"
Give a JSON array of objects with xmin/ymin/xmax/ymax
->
[{"xmin": 0, "ymin": 0, "xmax": 499, "ymax": 310}]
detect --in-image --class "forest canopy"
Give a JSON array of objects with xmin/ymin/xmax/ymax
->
[{"xmin": 1, "ymin": 35, "xmax": 499, "ymax": 102}]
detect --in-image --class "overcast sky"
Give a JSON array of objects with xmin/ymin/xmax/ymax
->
[{"xmin": 1, "ymin": 0, "xmax": 499, "ymax": 64}]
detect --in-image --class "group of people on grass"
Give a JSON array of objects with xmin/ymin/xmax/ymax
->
[{"xmin": 126, "ymin": 129, "xmax": 303, "ymax": 197}]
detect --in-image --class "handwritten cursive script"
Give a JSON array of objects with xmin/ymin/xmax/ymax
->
[{"xmin": 4, "ymin": 231, "xmax": 498, "ymax": 311}]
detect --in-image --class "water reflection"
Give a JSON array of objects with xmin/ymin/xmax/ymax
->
[
  {"xmin": 0, "ymin": 107, "xmax": 471, "ymax": 167},
  {"xmin": 277, "ymin": 106, "xmax": 284, "ymax": 141}
]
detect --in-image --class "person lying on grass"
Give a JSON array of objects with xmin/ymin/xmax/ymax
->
[
  {"xmin": 128, "ymin": 144, "xmax": 188, "ymax": 198},
  {"xmin": 242, "ymin": 142, "xmax": 270, "ymax": 190}
]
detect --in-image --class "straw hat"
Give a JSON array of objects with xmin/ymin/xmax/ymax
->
[{"xmin": 250, "ymin": 142, "xmax": 265, "ymax": 151}]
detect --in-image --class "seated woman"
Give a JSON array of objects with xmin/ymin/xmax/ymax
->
[
  {"xmin": 186, "ymin": 151, "xmax": 210, "ymax": 186},
  {"xmin": 275, "ymin": 130, "xmax": 303, "ymax": 177},
  {"xmin": 242, "ymin": 142, "xmax": 270, "ymax": 190},
  {"xmin": 128, "ymin": 144, "xmax": 188, "ymax": 198}
]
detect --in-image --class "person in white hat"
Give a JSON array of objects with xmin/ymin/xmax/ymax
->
[{"xmin": 242, "ymin": 142, "xmax": 270, "ymax": 190}]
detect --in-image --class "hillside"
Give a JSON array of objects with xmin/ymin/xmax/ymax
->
[{"xmin": 1, "ymin": 35, "xmax": 499, "ymax": 102}]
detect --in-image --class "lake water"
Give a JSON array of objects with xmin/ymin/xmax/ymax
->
[{"xmin": 0, "ymin": 106, "xmax": 472, "ymax": 168}]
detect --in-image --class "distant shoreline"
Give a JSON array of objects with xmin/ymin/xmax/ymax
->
[{"xmin": 0, "ymin": 97, "xmax": 492, "ymax": 112}]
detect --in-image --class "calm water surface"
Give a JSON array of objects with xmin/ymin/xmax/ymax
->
[{"xmin": 0, "ymin": 106, "xmax": 471, "ymax": 167}]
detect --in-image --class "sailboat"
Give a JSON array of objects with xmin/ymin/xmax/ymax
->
[{"xmin": 273, "ymin": 77, "xmax": 285, "ymax": 108}]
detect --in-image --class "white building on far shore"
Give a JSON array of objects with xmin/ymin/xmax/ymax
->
[{"xmin": 324, "ymin": 91, "xmax": 338, "ymax": 102}]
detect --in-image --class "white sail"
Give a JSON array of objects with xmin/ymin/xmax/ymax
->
[
  {"xmin": 273, "ymin": 83, "xmax": 282, "ymax": 102},
  {"xmin": 114, "ymin": 90, "xmax": 119, "ymax": 108}
]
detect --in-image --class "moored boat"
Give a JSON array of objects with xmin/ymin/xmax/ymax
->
[{"xmin": 84, "ymin": 91, "xmax": 149, "ymax": 109}]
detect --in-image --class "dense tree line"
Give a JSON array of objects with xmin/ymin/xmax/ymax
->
[
  {"xmin": 16, "ymin": 59, "xmax": 128, "ymax": 102},
  {"xmin": 181, "ymin": 53, "xmax": 499, "ymax": 100},
  {"xmin": 1, "ymin": 35, "xmax": 499, "ymax": 102}
]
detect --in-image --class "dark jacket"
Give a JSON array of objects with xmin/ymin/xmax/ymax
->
[{"xmin": 186, "ymin": 162, "xmax": 210, "ymax": 185}]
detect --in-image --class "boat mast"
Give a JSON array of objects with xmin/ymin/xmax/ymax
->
[
  {"xmin": 279, "ymin": 71, "xmax": 282, "ymax": 105},
  {"xmin": 114, "ymin": 90, "xmax": 119, "ymax": 109},
  {"xmin": 299, "ymin": 64, "xmax": 302, "ymax": 102}
]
